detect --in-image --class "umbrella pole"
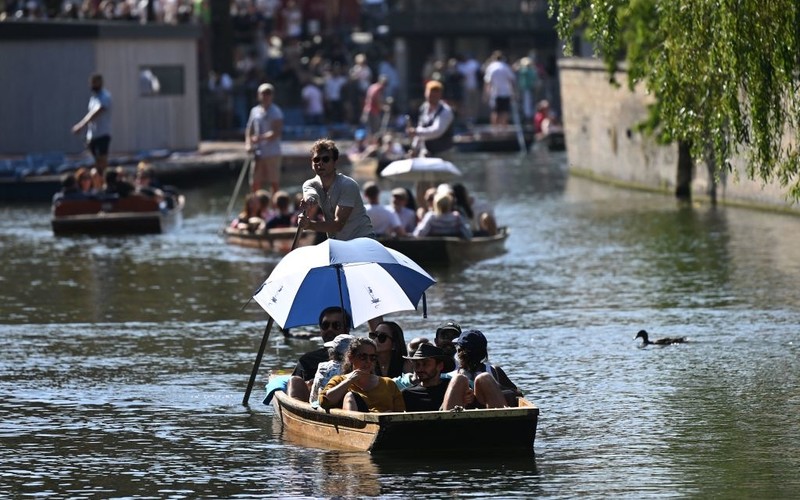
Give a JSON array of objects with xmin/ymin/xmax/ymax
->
[
  {"xmin": 242, "ymin": 316, "xmax": 274, "ymax": 406},
  {"xmin": 335, "ymin": 264, "xmax": 347, "ymax": 328},
  {"xmin": 242, "ymin": 224, "xmax": 306, "ymax": 406}
]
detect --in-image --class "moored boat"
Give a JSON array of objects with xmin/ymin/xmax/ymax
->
[
  {"xmin": 269, "ymin": 385, "xmax": 538, "ymax": 454},
  {"xmin": 379, "ymin": 226, "xmax": 509, "ymax": 266},
  {"xmin": 454, "ymin": 125, "xmax": 533, "ymax": 153},
  {"xmin": 51, "ymin": 194, "xmax": 184, "ymax": 236},
  {"xmin": 223, "ymin": 226, "xmax": 316, "ymax": 253},
  {"xmin": 535, "ymin": 129, "xmax": 566, "ymax": 152}
]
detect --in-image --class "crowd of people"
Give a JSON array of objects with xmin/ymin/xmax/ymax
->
[
  {"xmin": 205, "ymin": 6, "xmax": 559, "ymax": 145},
  {"xmin": 218, "ymin": 44, "xmax": 558, "ymax": 140},
  {"xmin": 286, "ymin": 306, "xmax": 523, "ymax": 413},
  {"xmin": 229, "ymin": 138, "xmax": 497, "ymax": 241}
]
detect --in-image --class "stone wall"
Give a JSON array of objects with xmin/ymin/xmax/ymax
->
[{"xmin": 558, "ymin": 57, "xmax": 798, "ymax": 212}]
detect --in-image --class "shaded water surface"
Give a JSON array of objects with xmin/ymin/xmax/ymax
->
[{"xmin": 2, "ymin": 150, "xmax": 799, "ymax": 498}]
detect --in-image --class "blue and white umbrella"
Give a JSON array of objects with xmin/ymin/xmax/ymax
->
[{"xmin": 253, "ymin": 237, "xmax": 436, "ymax": 329}]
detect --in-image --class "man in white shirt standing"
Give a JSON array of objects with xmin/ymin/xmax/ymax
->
[
  {"xmin": 245, "ymin": 83, "xmax": 284, "ymax": 193},
  {"xmin": 483, "ymin": 51, "xmax": 517, "ymax": 126},
  {"xmin": 72, "ymin": 72, "xmax": 112, "ymax": 178}
]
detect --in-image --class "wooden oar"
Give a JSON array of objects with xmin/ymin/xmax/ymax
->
[
  {"xmin": 242, "ymin": 222, "xmax": 306, "ymax": 406},
  {"xmin": 510, "ymin": 95, "xmax": 528, "ymax": 154},
  {"xmin": 289, "ymin": 209, "xmax": 307, "ymax": 250}
]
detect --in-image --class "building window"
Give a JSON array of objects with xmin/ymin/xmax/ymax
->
[{"xmin": 139, "ymin": 65, "xmax": 184, "ymax": 96}]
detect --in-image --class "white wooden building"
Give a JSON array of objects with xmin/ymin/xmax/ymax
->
[{"xmin": 0, "ymin": 21, "xmax": 200, "ymax": 156}]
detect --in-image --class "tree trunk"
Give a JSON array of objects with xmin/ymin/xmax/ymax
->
[
  {"xmin": 703, "ymin": 141, "xmax": 720, "ymax": 205},
  {"xmin": 675, "ymin": 140, "xmax": 693, "ymax": 201}
]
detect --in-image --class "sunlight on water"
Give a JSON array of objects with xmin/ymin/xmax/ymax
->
[{"xmin": 2, "ymin": 152, "xmax": 800, "ymax": 497}]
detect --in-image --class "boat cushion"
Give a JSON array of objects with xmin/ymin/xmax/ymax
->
[{"xmin": 263, "ymin": 375, "xmax": 290, "ymax": 405}]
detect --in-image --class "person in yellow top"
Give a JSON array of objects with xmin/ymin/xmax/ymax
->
[{"xmin": 319, "ymin": 337, "xmax": 405, "ymax": 413}]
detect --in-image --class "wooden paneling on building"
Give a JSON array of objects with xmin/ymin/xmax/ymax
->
[{"xmin": 0, "ymin": 21, "xmax": 200, "ymax": 155}]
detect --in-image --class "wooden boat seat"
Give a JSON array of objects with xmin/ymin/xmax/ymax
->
[
  {"xmin": 52, "ymin": 199, "xmax": 105, "ymax": 217},
  {"xmin": 114, "ymin": 196, "xmax": 160, "ymax": 212}
]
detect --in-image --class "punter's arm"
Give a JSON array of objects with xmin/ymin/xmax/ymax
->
[{"xmin": 300, "ymin": 204, "xmax": 353, "ymax": 234}]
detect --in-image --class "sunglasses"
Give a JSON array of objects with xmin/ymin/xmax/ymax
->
[
  {"xmin": 320, "ymin": 320, "xmax": 342, "ymax": 330},
  {"xmin": 355, "ymin": 352, "xmax": 378, "ymax": 362},
  {"xmin": 311, "ymin": 155, "xmax": 332, "ymax": 165},
  {"xmin": 369, "ymin": 331, "xmax": 392, "ymax": 343},
  {"xmin": 437, "ymin": 329, "xmax": 460, "ymax": 340}
]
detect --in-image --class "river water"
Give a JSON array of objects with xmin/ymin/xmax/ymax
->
[{"xmin": 1, "ymin": 149, "xmax": 799, "ymax": 498}]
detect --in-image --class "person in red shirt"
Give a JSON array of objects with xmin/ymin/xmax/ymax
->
[{"xmin": 361, "ymin": 75, "xmax": 388, "ymax": 141}]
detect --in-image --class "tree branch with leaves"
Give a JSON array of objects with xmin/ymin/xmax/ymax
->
[{"xmin": 552, "ymin": 0, "xmax": 800, "ymax": 200}]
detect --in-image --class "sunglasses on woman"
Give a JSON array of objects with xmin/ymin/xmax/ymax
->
[{"xmin": 368, "ymin": 331, "xmax": 392, "ymax": 343}]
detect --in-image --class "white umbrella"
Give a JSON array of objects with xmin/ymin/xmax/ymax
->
[
  {"xmin": 253, "ymin": 237, "xmax": 436, "ymax": 329},
  {"xmin": 380, "ymin": 157, "xmax": 462, "ymax": 183}
]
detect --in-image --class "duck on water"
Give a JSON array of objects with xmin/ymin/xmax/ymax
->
[{"xmin": 634, "ymin": 330, "xmax": 687, "ymax": 346}]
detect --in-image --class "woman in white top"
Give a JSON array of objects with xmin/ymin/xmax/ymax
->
[{"xmin": 413, "ymin": 192, "xmax": 472, "ymax": 239}]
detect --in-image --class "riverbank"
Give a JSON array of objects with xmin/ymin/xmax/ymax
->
[
  {"xmin": 558, "ymin": 57, "xmax": 800, "ymax": 214},
  {"xmin": 0, "ymin": 140, "xmax": 354, "ymax": 203}
]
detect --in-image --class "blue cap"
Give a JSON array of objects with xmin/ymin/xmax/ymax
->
[{"xmin": 454, "ymin": 329, "xmax": 487, "ymax": 352}]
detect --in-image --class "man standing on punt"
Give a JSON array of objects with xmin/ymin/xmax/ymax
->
[
  {"xmin": 245, "ymin": 83, "xmax": 284, "ymax": 194},
  {"xmin": 297, "ymin": 138, "xmax": 375, "ymax": 241},
  {"xmin": 72, "ymin": 72, "xmax": 112, "ymax": 178}
]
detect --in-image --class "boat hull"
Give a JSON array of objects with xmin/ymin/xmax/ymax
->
[
  {"xmin": 223, "ymin": 226, "xmax": 316, "ymax": 253},
  {"xmin": 536, "ymin": 131, "xmax": 566, "ymax": 151},
  {"xmin": 380, "ymin": 227, "xmax": 508, "ymax": 266},
  {"xmin": 454, "ymin": 127, "xmax": 533, "ymax": 153},
  {"xmin": 271, "ymin": 390, "xmax": 538, "ymax": 454},
  {"xmin": 51, "ymin": 195, "xmax": 184, "ymax": 236}
]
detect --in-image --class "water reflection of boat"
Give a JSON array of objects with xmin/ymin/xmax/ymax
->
[
  {"xmin": 454, "ymin": 125, "xmax": 533, "ymax": 153},
  {"xmin": 535, "ymin": 129, "xmax": 566, "ymax": 152},
  {"xmin": 51, "ymin": 194, "xmax": 184, "ymax": 236},
  {"xmin": 269, "ymin": 388, "xmax": 538, "ymax": 454},
  {"xmin": 222, "ymin": 226, "xmax": 316, "ymax": 253},
  {"xmin": 379, "ymin": 226, "xmax": 509, "ymax": 266}
]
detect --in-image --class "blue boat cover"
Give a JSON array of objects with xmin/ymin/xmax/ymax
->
[{"xmin": 263, "ymin": 375, "xmax": 290, "ymax": 405}]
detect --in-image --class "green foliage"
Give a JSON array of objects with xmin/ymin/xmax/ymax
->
[{"xmin": 552, "ymin": 0, "xmax": 800, "ymax": 200}]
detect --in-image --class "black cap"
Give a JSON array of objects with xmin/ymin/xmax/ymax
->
[{"xmin": 436, "ymin": 320, "xmax": 461, "ymax": 337}]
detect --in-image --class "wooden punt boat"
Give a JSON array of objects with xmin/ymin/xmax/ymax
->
[
  {"xmin": 51, "ymin": 194, "xmax": 184, "ymax": 236},
  {"xmin": 454, "ymin": 126, "xmax": 534, "ymax": 153},
  {"xmin": 379, "ymin": 226, "xmax": 509, "ymax": 266},
  {"xmin": 223, "ymin": 226, "xmax": 317, "ymax": 253},
  {"xmin": 535, "ymin": 129, "xmax": 566, "ymax": 152},
  {"xmin": 270, "ymin": 389, "xmax": 538, "ymax": 454}
]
